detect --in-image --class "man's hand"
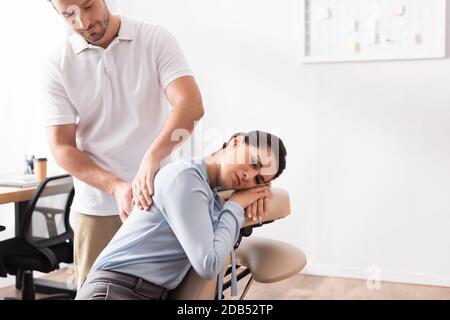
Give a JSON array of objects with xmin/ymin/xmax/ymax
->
[
  {"xmin": 113, "ymin": 181, "xmax": 134, "ymax": 222},
  {"xmin": 132, "ymin": 154, "xmax": 160, "ymax": 211}
]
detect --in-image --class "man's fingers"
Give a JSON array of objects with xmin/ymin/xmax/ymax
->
[
  {"xmin": 149, "ymin": 197, "xmax": 153, "ymax": 207},
  {"xmin": 138, "ymin": 192, "xmax": 148, "ymax": 209},
  {"xmin": 119, "ymin": 210, "xmax": 128, "ymax": 223},
  {"xmin": 123, "ymin": 197, "xmax": 132, "ymax": 214},
  {"xmin": 140, "ymin": 180, "xmax": 152, "ymax": 209},
  {"xmin": 133, "ymin": 194, "xmax": 142, "ymax": 210},
  {"xmin": 138, "ymin": 179, "xmax": 150, "ymax": 207},
  {"xmin": 145, "ymin": 196, "xmax": 153, "ymax": 211},
  {"xmin": 132, "ymin": 184, "xmax": 143, "ymax": 210},
  {"xmin": 147, "ymin": 173, "xmax": 155, "ymax": 196},
  {"xmin": 134, "ymin": 180, "xmax": 149, "ymax": 209}
]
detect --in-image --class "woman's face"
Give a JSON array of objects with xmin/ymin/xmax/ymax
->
[{"xmin": 218, "ymin": 136, "xmax": 278, "ymax": 190}]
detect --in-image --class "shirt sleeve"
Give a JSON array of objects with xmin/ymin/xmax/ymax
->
[
  {"xmin": 154, "ymin": 26, "xmax": 195, "ymax": 90},
  {"xmin": 43, "ymin": 57, "xmax": 78, "ymax": 127},
  {"xmin": 158, "ymin": 169, "xmax": 245, "ymax": 280}
]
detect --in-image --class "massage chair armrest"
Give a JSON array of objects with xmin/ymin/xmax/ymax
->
[
  {"xmin": 218, "ymin": 187, "xmax": 291, "ymax": 229},
  {"xmin": 218, "ymin": 187, "xmax": 291, "ymax": 250}
]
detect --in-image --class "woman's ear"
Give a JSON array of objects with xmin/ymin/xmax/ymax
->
[{"xmin": 232, "ymin": 135, "xmax": 244, "ymax": 148}]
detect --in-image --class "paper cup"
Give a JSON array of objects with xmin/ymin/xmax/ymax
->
[{"xmin": 34, "ymin": 158, "xmax": 48, "ymax": 182}]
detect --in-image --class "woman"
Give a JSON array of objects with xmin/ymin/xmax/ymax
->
[{"xmin": 75, "ymin": 130, "xmax": 287, "ymax": 300}]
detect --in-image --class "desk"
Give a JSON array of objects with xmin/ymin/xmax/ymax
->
[
  {"xmin": 0, "ymin": 179, "xmax": 76, "ymax": 298},
  {"xmin": 0, "ymin": 186, "xmax": 40, "ymax": 236},
  {"xmin": 0, "ymin": 180, "xmax": 73, "ymax": 234},
  {"xmin": 0, "ymin": 186, "xmax": 37, "ymax": 204}
]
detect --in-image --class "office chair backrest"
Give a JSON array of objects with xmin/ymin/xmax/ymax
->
[{"xmin": 21, "ymin": 174, "xmax": 74, "ymax": 249}]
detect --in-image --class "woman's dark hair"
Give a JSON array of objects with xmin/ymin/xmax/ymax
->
[{"xmin": 220, "ymin": 130, "xmax": 287, "ymax": 181}]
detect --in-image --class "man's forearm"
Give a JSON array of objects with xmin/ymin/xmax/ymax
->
[
  {"xmin": 145, "ymin": 99, "xmax": 204, "ymax": 161},
  {"xmin": 52, "ymin": 145, "xmax": 122, "ymax": 195}
]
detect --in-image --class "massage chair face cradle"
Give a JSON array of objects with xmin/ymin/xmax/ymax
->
[{"xmin": 167, "ymin": 188, "xmax": 307, "ymax": 300}]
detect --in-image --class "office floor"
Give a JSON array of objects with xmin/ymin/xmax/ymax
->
[
  {"xmin": 1, "ymin": 268, "xmax": 450, "ymax": 300},
  {"xmin": 224, "ymin": 273, "xmax": 450, "ymax": 300}
]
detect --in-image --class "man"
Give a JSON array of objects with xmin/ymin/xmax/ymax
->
[{"xmin": 44, "ymin": 0, "xmax": 204, "ymax": 287}]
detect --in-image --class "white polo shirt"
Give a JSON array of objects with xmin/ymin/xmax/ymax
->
[{"xmin": 44, "ymin": 16, "xmax": 194, "ymax": 216}]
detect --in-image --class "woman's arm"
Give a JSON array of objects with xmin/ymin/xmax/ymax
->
[{"xmin": 158, "ymin": 169, "xmax": 244, "ymax": 280}]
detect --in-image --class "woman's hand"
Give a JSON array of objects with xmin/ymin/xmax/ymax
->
[
  {"xmin": 245, "ymin": 195, "xmax": 270, "ymax": 222},
  {"xmin": 245, "ymin": 182, "xmax": 271, "ymax": 222},
  {"xmin": 229, "ymin": 185, "xmax": 273, "ymax": 211}
]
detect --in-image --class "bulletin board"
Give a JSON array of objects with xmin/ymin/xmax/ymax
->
[{"xmin": 303, "ymin": 0, "xmax": 447, "ymax": 63}]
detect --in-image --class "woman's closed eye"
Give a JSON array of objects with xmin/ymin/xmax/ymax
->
[
  {"xmin": 251, "ymin": 156, "xmax": 262, "ymax": 169},
  {"xmin": 250, "ymin": 156, "xmax": 264, "ymax": 185}
]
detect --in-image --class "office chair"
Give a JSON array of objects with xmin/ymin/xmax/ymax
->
[{"xmin": 0, "ymin": 174, "xmax": 75, "ymax": 300}]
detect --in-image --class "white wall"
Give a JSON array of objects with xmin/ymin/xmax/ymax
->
[
  {"xmin": 1, "ymin": 0, "xmax": 449, "ymax": 289},
  {"xmin": 121, "ymin": 0, "xmax": 450, "ymax": 287},
  {"xmin": 0, "ymin": 1, "xmax": 68, "ymax": 287}
]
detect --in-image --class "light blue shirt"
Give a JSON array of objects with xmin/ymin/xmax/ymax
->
[{"xmin": 91, "ymin": 157, "xmax": 245, "ymax": 291}]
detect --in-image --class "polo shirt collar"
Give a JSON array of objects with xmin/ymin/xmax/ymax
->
[
  {"xmin": 70, "ymin": 15, "xmax": 134, "ymax": 54},
  {"xmin": 117, "ymin": 15, "xmax": 134, "ymax": 41}
]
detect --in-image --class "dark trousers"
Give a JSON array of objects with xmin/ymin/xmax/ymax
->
[{"xmin": 75, "ymin": 270, "xmax": 169, "ymax": 300}]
